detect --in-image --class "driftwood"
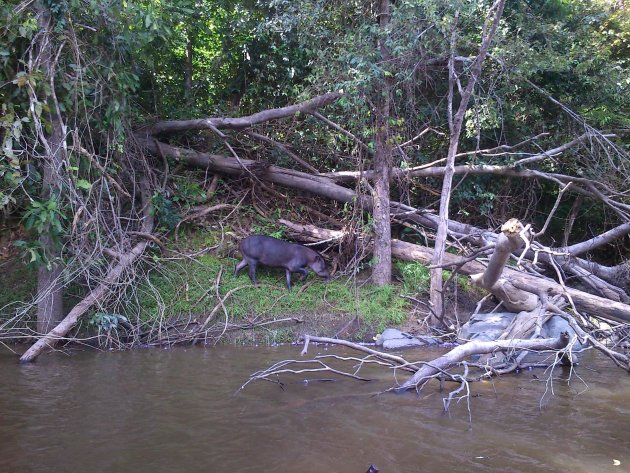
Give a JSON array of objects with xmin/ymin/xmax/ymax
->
[
  {"xmin": 278, "ymin": 219, "xmax": 630, "ymax": 324},
  {"xmin": 395, "ymin": 333, "xmax": 570, "ymax": 392},
  {"xmin": 244, "ymin": 332, "xmax": 571, "ymax": 396},
  {"xmin": 469, "ymin": 219, "xmax": 538, "ymax": 312}
]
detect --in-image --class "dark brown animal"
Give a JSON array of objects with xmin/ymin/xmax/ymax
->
[{"xmin": 234, "ymin": 235, "xmax": 329, "ymax": 290}]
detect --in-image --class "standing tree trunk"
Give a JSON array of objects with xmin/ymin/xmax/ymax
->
[
  {"xmin": 184, "ymin": 29, "xmax": 194, "ymax": 108},
  {"xmin": 372, "ymin": 0, "xmax": 393, "ymax": 286},
  {"xmin": 34, "ymin": 1, "xmax": 66, "ymax": 334},
  {"xmin": 429, "ymin": 0, "xmax": 506, "ymax": 325}
]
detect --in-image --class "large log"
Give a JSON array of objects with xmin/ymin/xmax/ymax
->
[
  {"xmin": 278, "ymin": 220, "xmax": 630, "ymax": 324},
  {"xmin": 395, "ymin": 333, "xmax": 569, "ymax": 392},
  {"xmin": 397, "ymin": 239, "xmax": 630, "ymax": 323},
  {"xmin": 136, "ymin": 138, "xmax": 493, "ymax": 242},
  {"xmin": 19, "ymin": 237, "xmax": 152, "ymax": 362}
]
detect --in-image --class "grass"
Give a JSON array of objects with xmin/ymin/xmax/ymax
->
[
  {"xmin": 134, "ymin": 249, "xmax": 415, "ymax": 332},
  {"xmin": 129, "ymin": 232, "xmax": 444, "ymax": 333}
]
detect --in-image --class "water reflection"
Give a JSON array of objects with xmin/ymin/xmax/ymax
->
[{"xmin": 0, "ymin": 346, "xmax": 628, "ymax": 473}]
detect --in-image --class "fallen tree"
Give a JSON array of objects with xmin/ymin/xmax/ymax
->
[
  {"xmin": 277, "ymin": 219, "xmax": 630, "ymax": 324},
  {"xmin": 137, "ymin": 136, "xmax": 629, "ymax": 299},
  {"xmin": 241, "ymin": 333, "xmax": 574, "ymax": 401}
]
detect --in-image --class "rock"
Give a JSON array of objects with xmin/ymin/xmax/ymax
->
[
  {"xmin": 540, "ymin": 315, "xmax": 588, "ymax": 351},
  {"xmin": 459, "ymin": 312, "xmax": 587, "ymax": 352},
  {"xmin": 416, "ymin": 335, "xmax": 440, "ymax": 346},
  {"xmin": 375, "ymin": 328, "xmax": 438, "ymax": 349},
  {"xmin": 458, "ymin": 312, "xmax": 516, "ymax": 343}
]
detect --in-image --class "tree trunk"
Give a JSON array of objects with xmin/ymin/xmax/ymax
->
[
  {"xmin": 21, "ymin": 235, "xmax": 152, "ymax": 362},
  {"xmin": 430, "ymin": 0, "xmax": 506, "ymax": 326},
  {"xmin": 36, "ymin": 235, "xmax": 64, "ymax": 334},
  {"xmin": 34, "ymin": 1, "xmax": 65, "ymax": 334},
  {"xmin": 372, "ymin": 0, "xmax": 393, "ymax": 285},
  {"xmin": 184, "ymin": 30, "xmax": 194, "ymax": 108}
]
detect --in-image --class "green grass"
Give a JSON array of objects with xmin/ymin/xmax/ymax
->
[
  {"xmin": 0, "ymin": 234, "xmax": 479, "ymax": 337},
  {"xmin": 133, "ymin": 246, "xmax": 421, "ymax": 332},
  {"xmin": 395, "ymin": 260, "xmax": 431, "ymax": 295}
]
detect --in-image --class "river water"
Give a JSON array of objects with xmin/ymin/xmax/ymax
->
[{"xmin": 0, "ymin": 345, "xmax": 628, "ymax": 473}]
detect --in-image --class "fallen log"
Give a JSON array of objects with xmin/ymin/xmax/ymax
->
[
  {"xmin": 395, "ymin": 333, "xmax": 570, "ymax": 392},
  {"xmin": 19, "ymin": 236, "xmax": 152, "ymax": 362},
  {"xmin": 278, "ymin": 219, "xmax": 630, "ymax": 324},
  {"xmin": 137, "ymin": 92, "xmax": 343, "ymax": 136}
]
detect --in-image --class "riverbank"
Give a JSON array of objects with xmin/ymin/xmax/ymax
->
[{"xmin": 0, "ymin": 228, "xmax": 482, "ymax": 348}]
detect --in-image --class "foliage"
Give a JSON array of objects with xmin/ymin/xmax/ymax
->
[
  {"xmin": 22, "ymin": 198, "xmax": 66, "ymax": 240},
  {"xmin": 151, "ymin": 193, "xmax": 180, "ymax": 231},
  {"xmin": 395, "ymin": 261, "xmax": 431, "ymax": 295},
  {"xmin": 88, "ymin": 312, "xmax": 129, "ymax": 332}
]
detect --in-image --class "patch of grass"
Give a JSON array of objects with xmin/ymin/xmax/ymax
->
[
  {"xmin": 395, "ymin": 260, "xmax": 430, "ymax": 295},
  {"xmin": 134, "ymin": 247, "xmax": 414, "ymax": 334},
  {"xmin": 338, "ymin": 284, "xmax": 408, "ymax": 330}
]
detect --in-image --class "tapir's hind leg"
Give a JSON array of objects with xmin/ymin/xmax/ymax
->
[
  {"xmin": 234, "ymin": 259, "xmax": 248, "ymax": 276},
  {"xmin": 284, "ymin": 269, "xmax": 294, "ymax": 290},
  {"xmin": 247, "ymin": 261, "xmax": 258, "ymax": 285}
]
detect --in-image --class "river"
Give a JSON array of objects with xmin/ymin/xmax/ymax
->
[{"xmin": 0, "ymin": 345, "xmax": 628, "ymax": 473}]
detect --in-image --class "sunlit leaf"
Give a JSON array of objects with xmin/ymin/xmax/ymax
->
[{"xmin": 76, "ymin": 179, "xmax": 92, "ymax": 190}]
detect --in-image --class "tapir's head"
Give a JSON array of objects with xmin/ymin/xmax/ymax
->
[{"xmin": 310, "ymin": 254, "xmax": 330, "ymax": 280}]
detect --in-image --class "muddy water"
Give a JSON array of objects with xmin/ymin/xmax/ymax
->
[{"xmin": 0, "ymin": 345, "xmax": 629, "ymax": 473}]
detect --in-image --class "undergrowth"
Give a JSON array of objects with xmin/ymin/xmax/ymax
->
[
  {"xmin": 0, "ymin": 258, "xmax": 37, "ymax": 313},
  {"xmin": 134, "ymin": 251, "xmax": 426, "ymax": 332},
  {"xmin": 123, "ymin": 232, "xmax": 435, "ymax": 333}
]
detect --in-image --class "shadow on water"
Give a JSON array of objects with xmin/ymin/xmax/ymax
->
[{"xmin": 0, "ymin": 345, "xmax": 629, "ymax": 473}]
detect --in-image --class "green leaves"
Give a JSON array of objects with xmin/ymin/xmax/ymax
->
[
  {"xmin": 76, "ymin": 179, "xmax": 92, "ymax": 191},
  {"xmin": 22, "ymin": 198, "xmax": 67, "ymax": 238},
  {"xmin": 88, "ymin": 312, "xmax": 129, "ymax": 332},
  {"xmin": 13, "ymin": 239, "xmax": 47, "ymax": 268}
]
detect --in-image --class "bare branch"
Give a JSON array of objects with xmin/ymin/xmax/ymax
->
[{"xmin": 138, "ymin": 92, "xmax": 343, "ymax": 136}]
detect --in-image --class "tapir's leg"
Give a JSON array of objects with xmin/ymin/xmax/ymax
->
[
  {"xmin": 248, "ymin": 262, "xmax": 258, "ymax": 285},
  {"xmin": 234, "ymin": 259, "xmax": 248, "ymax": 276},
  {"xmin": 285, "ymin": 269, "xmax": 293, "ymax": 290},
  {"xmin": 297, "ymin": 267, "xmax": 309, "ymax": 281}
]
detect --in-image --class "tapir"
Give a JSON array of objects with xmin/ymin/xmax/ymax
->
[{"xmin": 234, "ymin": 235, "xmax": 330, "ymax": 290}]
